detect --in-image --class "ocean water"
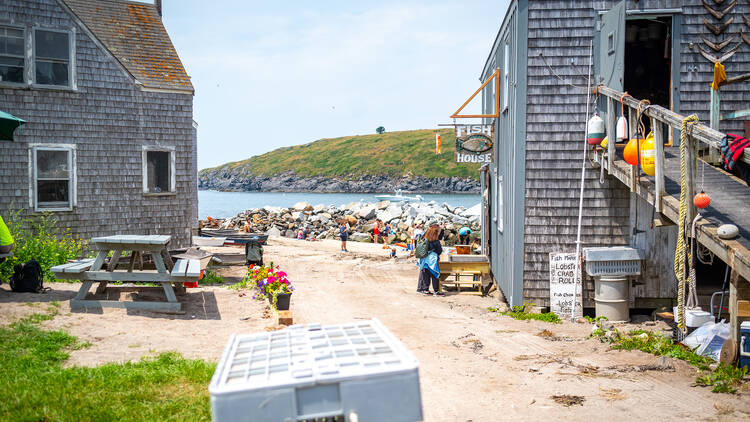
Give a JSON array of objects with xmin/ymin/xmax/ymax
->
[{"xmin": 198, "ymin": 190, "xmax": 481, "ymax": 219}]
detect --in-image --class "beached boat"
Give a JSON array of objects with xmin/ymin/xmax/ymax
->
[
  {"xmin": 374, "ymin": 189, "xmax": 424, "ymax": 202},
  {"xmin": 199, "ymin": 229, "xmax": 269, "ymax": 245}
]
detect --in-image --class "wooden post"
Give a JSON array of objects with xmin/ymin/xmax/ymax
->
[
  {"xmin": 652, "ymin": 117, "xmax": 665, "ymax": 214},
  {"xmin": 628, "ymin": 107, "xmax": 638, "ymax": 191},
  {"xmin": 607, "ymin": 98, "xmax": 616, "ymax": 171},
  {"xmin": 685, "ymin": 134, "xmax": 697, "ymax": 224},
  {"xmin": 709, "ymin": 89, "xmax": 722, "ymax": 165},
  {"xmin": 728, "ymin": 271, "xmax": 750, "ymax": 351}
]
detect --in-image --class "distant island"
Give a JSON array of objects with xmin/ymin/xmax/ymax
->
[{"xmin": 198, "ymin": 129, "xmax": 481, "ymax": 193}]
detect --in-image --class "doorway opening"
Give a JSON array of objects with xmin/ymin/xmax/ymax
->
[{"xmin": 623, "ymin": 16, "xmax": 672, "ymax": 140}]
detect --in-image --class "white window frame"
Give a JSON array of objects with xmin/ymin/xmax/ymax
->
[
  {"xmin": 503, "ymin": 40, "xmax": 510, "ymax": 112},
  {"xmin": 32, "ymin": 27, "xmax": 76, "ymax": 89},
  {"xmin": 0, "ymin": 25, "xmax": 26, "ymax": 86},
  {"xmin": 29, "ymin": 144, "xmax": 77, "ymax": 212},
  {"xmin": 142, "ymin": 145, "xmax": 176, "ymax": 195}
]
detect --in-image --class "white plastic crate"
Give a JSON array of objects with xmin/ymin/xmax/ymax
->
[
  {"xmin": 584, "ymin": 246, "xmax": 643, "ymax": 276},
  {"xmin": 209, "ymin": 318, "xmax": 423, "ymax": 422}
]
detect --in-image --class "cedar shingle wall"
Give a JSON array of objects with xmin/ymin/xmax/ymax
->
[
  {"xmin": 0, "ymin": 0, "xmax": 197, "ymax": 248},
  {"xmin": 522, "ymin": 0, "xmax": 750, "ymax": 306}
]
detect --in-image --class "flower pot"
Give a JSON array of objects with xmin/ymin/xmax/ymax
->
[{"xmin": 275, "ymin": 292, "xmax": 292, "ymax": 311}]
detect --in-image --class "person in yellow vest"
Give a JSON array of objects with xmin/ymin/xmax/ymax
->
[{"xmin": 0, "ymin": 214, "xmax": 14, "ymax": 263}]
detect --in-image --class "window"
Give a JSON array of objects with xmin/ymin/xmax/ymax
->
[
  {"xmin": 32, "ymin": 147, "xmax": 75, "ymax": 210},
  {"xmin": 0, "ymin": 26, "xmax": 24, "ymax": 83},
  {"xmin": 143, "ymin": 147, "xmax": 175, "ymax": 194},
  {"xmin": 34, "ymin": 29, "xmax": 70, "ymax": 87},
  {"xmin": 503, "ymin": 42, "xmax": 510, "ymax": 110}
]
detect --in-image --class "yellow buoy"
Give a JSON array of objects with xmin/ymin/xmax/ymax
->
[
  {"xmin": 640, "ymin": 131, "xmax": 655, "ymax": 176},
  {"xmin": 601, "ymin": 136, "xmax": 609, "ymax": 149}
]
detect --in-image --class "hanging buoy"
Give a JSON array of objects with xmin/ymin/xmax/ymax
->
[
  {"xmin": 616, "ymin": 116, "xmax": 628, "ymax": 140},
  {"xmin": 694, "ymin": 191, "xmax": 711, "ymax": 209},
  {"xmin": 640, "ymin": 131, "xmax": 656, "ymax": 176},
  {"xmin": 435, "ymin": 133, "xmax": 441, "ymax": 154},
  {"xmin": 587, "ymin": 113, "xmax": 605, "ymax": 145},
  {"xmin": 623, "ymin": 136, "xmax": 644, "ymax": 166},
  {"xmin": 601, "ymin": 136, "xmax": 609, "ymax": 149}
]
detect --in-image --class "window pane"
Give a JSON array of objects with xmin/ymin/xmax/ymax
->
[
  {"xmin": 37, "ymin": 150, "xmax": 69, "ymax": 179},
  {"xmin": 37, "ymin": 180, "xmax": 69, "ymax": 205},
  {"xmin": 147, "ymin": 151, "xmax": 170, "ymax": 193},
  {"xmin": 35, "ymin": 60, "xmax": 68, "ymax": 86},
  {"xmin": 35, "ymin": 30, "xmax": 68, "ymax": 60},
  {"xmin": 0, "ymin": 32, "xmax": 24, "ymax": 56},
  {"xmin": 0, "ymin": 57, "xmax": 23, "ymax": 83}
]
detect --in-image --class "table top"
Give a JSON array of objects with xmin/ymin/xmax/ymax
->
[{"xmin": 90, "ymin": 235, "xmax": 171, "ymax": 246}]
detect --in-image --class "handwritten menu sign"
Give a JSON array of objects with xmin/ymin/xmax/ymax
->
[{"xmin": 549, "ymin": 252, "xmax": 582, "ymax": 318}]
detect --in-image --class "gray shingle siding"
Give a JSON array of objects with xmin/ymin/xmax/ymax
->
[
  {"xmin": 0, "ymin": 0, "xmax": 197, "ymax": 248},
  {"xmin": 482, "ymin": 0, "xmax": 748, "ymax": 307}
]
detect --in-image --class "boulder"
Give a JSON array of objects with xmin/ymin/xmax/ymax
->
[
  {"xmin": 293, "ymin": 201, "xmax": 313, "ymax": 211},
  {"xmin": 357, "ymin": 206, "xmax": 376, "ymax": 220},
  {"xmin": 350, "ymin": 232, "xmax": 372, "ymax": 242},
  {"xmin": 312, "ymin": 204, "xmax": 326, "ymax": 213},
  {"xmin": 376, "ymin": 200, "xmax": 391, "ymax": 210},
  {"xmin": 362, "ymin": 223, "xmax": 376, "ymax": 233},
  {"xmin": 266, "ymin": 226, "xmax": 282, "ymax": 237},
  {"xmin": 397, "ymin": 232, "xmax": 409, "ymax": 242},
  {"xmin": 291, "ymin": 211, "xmax": 306, "ymax": 221},
  {"xmin": 345, "ymin": 215, "xmax": 358, "ymax": 225},
  {"xmin": 397, "ymin": 222, "xmax": 409, "ymax": 231}
]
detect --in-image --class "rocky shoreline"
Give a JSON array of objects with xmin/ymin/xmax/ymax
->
[
  {"xmin": 198, "ymin": 170, "xmax": 480, "ymax": 194},
  {"xmin": 200, "ymin": 200, "xmax": 481, "ymax": 245}
]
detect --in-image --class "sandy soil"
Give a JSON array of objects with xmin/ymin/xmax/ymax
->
[{"xmin": 1, "ymin": 236, "xmax": 749, "ymax": 421}]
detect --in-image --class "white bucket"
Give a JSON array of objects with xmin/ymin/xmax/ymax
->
[{"xmin": 594, "ymin": 276, "xmax": 629, "ymax": 322}]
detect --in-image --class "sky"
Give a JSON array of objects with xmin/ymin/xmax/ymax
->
[{"xmin": 161, "ymin": 1, "xmax": 511, "ymax": 170}]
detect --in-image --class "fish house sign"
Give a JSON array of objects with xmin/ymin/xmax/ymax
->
[{"xmin": 455, "ymin": 124, "xmax": 493, "ymax": 163}]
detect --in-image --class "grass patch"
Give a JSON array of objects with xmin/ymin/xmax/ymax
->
[
  {"xmin": 0, "ymin": 311, "xmax": 216, "ymax": 421},
  {"xmin": 592, "ymin": 328, "xmax": 747, "ymax": 394},
  {"xmin": 199, "ymin": 270, "xmax": 225, "ymax": 286},
  {"xmin": 696, "ymin": 364, "xmax": 748, "ymax": 394},
  {"xmin": 488, "ymin": 305, "xmax": 562, "ymax": 324}
]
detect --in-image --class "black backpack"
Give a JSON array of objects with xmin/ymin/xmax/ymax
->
[
  {"xmin": 415, "ymin": 237, "xmax": 429, "ymax": 259},
  {"xmin": 10, "ymin": 259, "xmax": 44, "ymax": 293}
]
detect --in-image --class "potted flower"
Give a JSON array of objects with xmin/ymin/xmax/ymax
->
[{"xmin": 241, "ymin": 263, "xmax": 294, "ymax": 310}]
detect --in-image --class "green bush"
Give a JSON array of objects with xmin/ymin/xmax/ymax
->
[{"xmin": 0, "ymin": 209, "xmax": 86, "ymax": 283}]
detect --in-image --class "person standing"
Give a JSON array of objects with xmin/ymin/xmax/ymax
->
[
  {"xmin": 373, "ymin": 220, "xmax": 380, "ymax": 245},
  {"xmin": 417, "ymin": 224, "xmax": 443, "ymax": 296},
  {"xmin": 339, "ymin": 221, "xmax": 349, "ymax": 252},
  {"xmin": 0, "ymin": 214, "xmax": 14, "ymax": 263},
  {"xmin": 382, "ymin": 222, "xmax": 391, "ymax": 245}
]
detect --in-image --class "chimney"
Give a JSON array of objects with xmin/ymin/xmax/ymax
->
[{"xmin": 155, "ymin": 0, "xmax": 162, "ymax": 18}]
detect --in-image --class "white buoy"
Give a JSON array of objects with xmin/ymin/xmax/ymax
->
[{"xmin": 587, "ymin": 113, "xmax": 605, "ymax": 145}]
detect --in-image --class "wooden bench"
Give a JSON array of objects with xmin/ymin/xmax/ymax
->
[
  {"xmin": 50, "ymin": 259, "xmax": 95, "ymax": 275},
  {"xmin": 170, "ymin": 258, "xmax": 201, "ymax": 280}
]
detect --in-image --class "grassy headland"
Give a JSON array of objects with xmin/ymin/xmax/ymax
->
[{"xmin": 199, "ymin": 129, "xmax": 480, "ymax": 180}]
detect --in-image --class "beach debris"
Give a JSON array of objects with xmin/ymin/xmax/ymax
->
[{"xmin": 551, "ymin": 395, "xmax": 585, "ymax": 407}]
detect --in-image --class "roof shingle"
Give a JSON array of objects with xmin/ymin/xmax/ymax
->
[{"xmin": 62, "ymin": 0, "xmax": 193, "ymax": 92}]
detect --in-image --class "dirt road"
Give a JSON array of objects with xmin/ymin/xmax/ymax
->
[{"xmin": 2, "ymin": 236, "xmax": 748, "ymax": 421}]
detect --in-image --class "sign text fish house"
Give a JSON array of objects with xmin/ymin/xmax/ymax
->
[{"xmin": 455, "ymin": 124, "xmax": 493, "ymax": 163}]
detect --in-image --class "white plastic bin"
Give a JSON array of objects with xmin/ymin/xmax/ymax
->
[{"xmin": 209, "ymin": 318, "xmax": 423, "ymax": 422}]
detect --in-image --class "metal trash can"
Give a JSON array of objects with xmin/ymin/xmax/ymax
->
[
  {"xmin": 244, "ymin": 237, "xmax": 263, "ymax": 266},
  {"xmin": 584, "ymin": 246, "xmax": 643, "ymax": 322}
]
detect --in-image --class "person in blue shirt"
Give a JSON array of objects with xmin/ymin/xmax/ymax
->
[
  {"xmin": 339, "ymin": 221, "xmax": 349, "ymax": 252},
  {"xmin": 458, "ymin": 226, "xmax": 472, "ymax": 245},
  {"xmin": 417, "ymin": 224, "xmax": 444, "ymax": 296}
]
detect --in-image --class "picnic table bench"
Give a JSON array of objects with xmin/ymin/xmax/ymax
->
[
  {"xmin": 51, "ymin": 235, "xmax": 201, "ymax": 312},
  {"xmin": 438, "ymin": 255, "xmax": 492, "ymax": 295}
]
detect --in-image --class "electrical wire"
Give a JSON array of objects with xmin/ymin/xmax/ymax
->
[{"xmin": 537, "ymin": 52, "xmax": 589, "ymax": 91}]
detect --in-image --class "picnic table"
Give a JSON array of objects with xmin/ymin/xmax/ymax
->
[
  {"xmin": 51, "ymin": 235, "xmax": 200, "ymax": 312},
  {"xmin": 438, "ymin": 254, "xmax": 492, "ymax": 295}
]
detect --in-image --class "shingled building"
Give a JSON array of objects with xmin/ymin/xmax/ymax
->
[{"xmin": 0, "ymin": 0, "xmax": 197, "ymax": 248}]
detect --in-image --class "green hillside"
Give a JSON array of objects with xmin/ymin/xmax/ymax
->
[{"xmin": 200, "ymin": 129, "xmax": 480, "ymax": 180}]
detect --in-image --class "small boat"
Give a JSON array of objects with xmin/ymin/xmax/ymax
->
[
  {"xmin": 199, "ymin": 229, "xmax": 269, "ymax": 245},
  {"xmin": 192, "ymin": 236, "xmax": 226, "ymax": 247},
  {"xmin": 375, "ymin": 189, "xmax": 424, "ymax": 202}
]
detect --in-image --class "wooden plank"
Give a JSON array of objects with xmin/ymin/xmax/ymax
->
[
  {"xmin": 185, "ymin": 259, "xmax": 201, "ymax": 278},
  {"xmin": 54, "ymin": 271, "xmax": 176, "ymax": 282},
  {"xmin": 162, "ymin": 283, "xmax": 178, "ymax": 303},
  {"xmin": 64, "ymin": 259, "xmax": 95, "ymax": 273},
  {"xmin": 90, "ymin": 250, "xmax": 108, "ymax": 271},
  {"xmin": 171, "ymin": 259, "xmax": 189, "ymax": 277},
  {"xmin": 73, "ymin": 281, "xmax": 94, "ymax": 300},
  {"xmin": 92, "ymin": 242, "xmax": 166, "ymax": 252},
  {"xmin": 653, "ymin": 117, "xmax": 665, "ymax": 214},
  {"xmin": 278, "ymin": 310, "xmax": 293, "ymax": 326},
  {"xmin": 738, "ymin": 300, "xmax": 750, "ymax": 318},
  {"xmin": 107, "ymin": 250, "xmax": 122, "ymax": 272}
]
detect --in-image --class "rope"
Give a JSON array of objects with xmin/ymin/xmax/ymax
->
[{"xmin": 674, "ymin": 114, "xmax": 699, "ymax": 333}]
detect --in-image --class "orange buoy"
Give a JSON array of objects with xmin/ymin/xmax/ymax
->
[
  {"xmin": 694, "ymin": 191, "xmax": 711, "ymax": 209},
  {"xmin": 623, "ymin": 136, "xmax": 644, "ymax": 166},
  {"xmin": 435, "ymin": 134, "xmax": 442, "ymax": 154}
]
